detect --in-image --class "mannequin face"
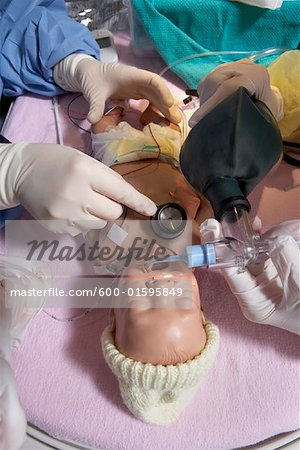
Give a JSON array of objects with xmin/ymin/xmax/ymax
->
[
  {"xmin": 91, "ymin": 111, "xmax": 212, "ymax": 366},
  {"xmin": 111, "ymin": 260, "xmax": 207, "ymax": 365},
  {"xmin": 87, "ymin": 161, "xmax": 212, "ymax": 269},
  {"xmin": 104, "ymin": 162, "xmax": 209, "ymax": 366}
]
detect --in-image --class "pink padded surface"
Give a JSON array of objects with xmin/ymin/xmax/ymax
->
[
  {"xmin": 2, "ymin": 32, "xmax": 300, "ymax": 449},
  {"xmin": 10, "ymin": 278, "xmax": 300, "ymax": 450}
]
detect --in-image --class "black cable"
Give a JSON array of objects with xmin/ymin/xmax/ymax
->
[
  {"xmin": 283, "ymin": 152, "xmax": 300, "ymax": 167},
  {"xmin": 282, "ymin": 140, "xmax": 300, "ymax": 167},
  {"xmin": 283, "ymin": 140, "xmax": 300, "ymax": 149},
  {"xmin": 67, "ymin": 94, "xmax": 91, "ymax": 133},
  {"xmin": 0, "ymin": 135, "xmax": 11, "ymax": 143}
]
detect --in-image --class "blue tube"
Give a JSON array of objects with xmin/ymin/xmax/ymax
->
[
  {"xmin": 155, "ymin": 243, "xmax": 217, "ymax": 268},
  {"xmin": 150, "ymin": 235, "xmax": 300, "ymax": 271}
]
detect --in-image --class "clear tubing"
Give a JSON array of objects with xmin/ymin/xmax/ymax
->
[
  {"xmin": 52, "ymin": 96, "xmax": 64, "ymax": 145},
  {"xmin": 147, "ymin": 234, "xmax": 300, "ymax": 272},
  {"xmin": 158, "ymin": 47, "xmax": 291, "ymax": 78},
  {"xmin": 220, "ymin": 207, "xmax": 255, "ymax": 242},
  {"xmin": 248, "ymin": 47, "xmax": 291, "ymax": 63},
  {"xmin": 220, "ymin": 206, "xmax": 259, "ymax": 264}
]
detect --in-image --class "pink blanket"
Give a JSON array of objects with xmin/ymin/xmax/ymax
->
[{"xmin": 2, "ymin": 32, "xmax": 300, "ymax": 449}]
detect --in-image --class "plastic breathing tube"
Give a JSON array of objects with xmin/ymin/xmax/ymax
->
[
  {"xmin": 148, "ymin": 234, "xmax": 300, "ymax": 272},
  {"xmin": 158, "ymin": 47, "xmax": 292, "ymax": 78}
]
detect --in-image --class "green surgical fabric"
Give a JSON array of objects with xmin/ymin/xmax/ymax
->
[{"xmin": 131, "ymin": 0, "xmax": 300, "ymax": 88}]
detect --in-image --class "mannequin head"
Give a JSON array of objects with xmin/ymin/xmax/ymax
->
[
  {"xmin": 91, "ymin": 106, "xmax": 212, "ymax": 364},
  {"xmin": 111, "ymin": 260, "xmax": 207, "ymax": 365},
  {"xmin": 91, "ymin": 107, "xmax": 219, "ymax": 425}
]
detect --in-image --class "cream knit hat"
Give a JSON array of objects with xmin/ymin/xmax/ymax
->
[{"xmin": 101, "ymin": 321, "xmax": 219, "ymax": 425}]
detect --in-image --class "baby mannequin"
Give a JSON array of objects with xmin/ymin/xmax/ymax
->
[{"xmin": 89, "ymin": 106, "xmax": 220, "ymax": 425}]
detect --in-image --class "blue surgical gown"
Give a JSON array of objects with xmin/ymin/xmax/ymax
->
[
  {"xmin": 0, "ymin": 0, "xmax": 100, "ymax": 98},
  {"xmin": 0, "ymin": 0, "xmax": 100, "ymax": 225}
]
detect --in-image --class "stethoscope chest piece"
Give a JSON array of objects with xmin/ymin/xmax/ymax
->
[{"xmin": 151, "ymin": 203, "xmax": 187, "ymax": 239}]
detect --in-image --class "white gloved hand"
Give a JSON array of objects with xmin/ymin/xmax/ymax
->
[
  {"xmin": 0, "ymin": 142, "xmax": 156, "ymax": 235},
  {"xmin": 54, "ymin": 54, "xmax": 181, "ymax": 125},
  {"xmin": 0, "ymin": 358, "xmax": 27, "ymax": 450},
  {"xmin": 189, "ymin": 59, "xmax": 284, "ymax": 127},
  {"xmin": 0, "ymin": 255, "xmax": 48, "ymax": 450},
  {"xmin": 200, "ymin": 218, "xmax": 300, "ymax": 335}
]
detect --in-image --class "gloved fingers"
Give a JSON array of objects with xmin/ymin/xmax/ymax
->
[
  {"xmin": 136, "ymin": 85, "xmax": 181, "ymax": 125},
  {"xmin": 198, "ymin": 59, "xmax": 267, "ymax": 101},
  {"xmin": 199, "ymin": 223, "xmax": 281, "ymax": 322},
  {"xmin": 189, "ymin": 59, "xmax": 274, "ymax": 127},
  {"xmin": 269, "ymin": 235, "xmax": 300, "ymax": 300},
  {"xmin": 197, "ymin": 63, "xmax": 249, "ymax": 104},
  {"xmin": 95, "ymin": 182, "xmax": 157, "ymax": 217},
  {"xmin": 262, "ymin": 219, "xmax": 300, "ymax": 241},
  {"xmin": 87, "ymin": 191, "xmax": 124, "ymax": 221},
  {"xmin": 110, "ymin": 68, "xmax": 181, "ymax": 124},
  {"xmin": 161, "ymin": 104, "xmax": 182, "ymax": 125},
  {"xmin": 86, "ymin": 81, "xmax": 181, "ymax": 126},
  {"xmin": 90, "ymin": 164, "xmax": 157, "ymax": 217},
  {"xmin": 85, "ymin": 93, "xmax": 106, "ymax": 124},
  {"xmin": 77, "ymin": 59, "xmax": 181, "ymax": 124},
  {"xmin": 199, "ymin": 218, "xmax": 223, "ymax": 242},
  {"xmin": 87, "ymin": 106, "xmax": 105, "ymax": 125},
  {"xmin": 91, "ymin": 105, "xmax": 124, "ymax": 133},
  {"xmin": 189, "ymin": 75, "xmax": 253, "ymax": 127},
  {"xmin": 252, "ymin": 215, "xmax": 263, "ymax": 233},
  {"xmin": 199, "ymin": 218, "xmax": 261, "ymax": 290}
]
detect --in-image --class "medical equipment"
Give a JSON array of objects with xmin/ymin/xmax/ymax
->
[
  {"xmin": 146, "ymin": 226, "xmax": 300, "ymax": 272},
  {"xmin": 151, "ymin": 203, "xmax": 187, "ymax": 239},
  {"xmin": 92, "ymin": 29, "xmax": 119, "ymax": 63},
  {"xmin": 158, "ymin": 47, "xmax": 291, "ymax": 78},
  {"xmin": 52, "ymin": 97, "xmax": 64, "ymax": 145},
  {"xmin": 148, "ymin": 87, "xmax": 285, "ymax": 273},
  {"xmin": 181, "ymin": 86, "xmax": 282, "ymax": 212},
  {"xmin": 283, "ymin": 142, "xmax": 300, "ymax": 167},
  {"xmin": 4, "ymin": 26, "xmax": 299, "ymax": 450},
  {"xmin": 66, "ymin": 0, "xmax": 128, "ymax": 32}
]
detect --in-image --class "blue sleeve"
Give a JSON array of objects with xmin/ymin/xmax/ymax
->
[{"xmin": 0, "ymin": 0, "xmax": 100, "ymax": 97}]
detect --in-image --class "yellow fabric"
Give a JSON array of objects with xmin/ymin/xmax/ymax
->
[
  {"xmin": 268, "ymin": 51, "xmax": 300, "ymax": 143},
  {"xmin": 115, "ymin": 123, "xmax": 181, "ymax": 164},
  {"xmin": 91, "ymin": 122, "xmax": 181, "ymax": 167}
]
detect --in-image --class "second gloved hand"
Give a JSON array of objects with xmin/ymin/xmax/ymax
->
[
  {"xmin": 54, "ymin": 55, "xmax": 181, "ymax": 125},
  {"xmin": 0, "ymin": 358, "xmax": 27, "ymax": 450},
  {"xmin": 200, "ymin": 218, "xmax": 300, "ymax": 335},
  {"xmin": 0, "ymin": 142, "xmax": 156, "ymax": 235},
  {"xmin": 189, "ymin": 59, "xmax": 284, "ymax": 127}
]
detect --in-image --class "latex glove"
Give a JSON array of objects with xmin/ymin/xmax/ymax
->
[
  {"xmin": 54, "ymin": 54, "xmax": 181, "ymax": 125},
  {"xmin": 189, "ymin": 59, "xmax": 284, "ymax": 127},
  {"xmin": 0, "ymin": 358, "xmax": 27, "ymax": 450},
  {"xmin": 200, "ymin": 218, "xmax": 300, "ymax": 335},
  {"xmin": 0, "ymin": 142, "xmax": 156, "ymax": 235}
]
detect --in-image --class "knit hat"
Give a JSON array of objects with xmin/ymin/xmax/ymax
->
[{"xmin": 101, "ymin": 321, "xmax": 219, "ymax": 425}]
